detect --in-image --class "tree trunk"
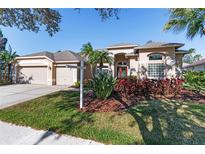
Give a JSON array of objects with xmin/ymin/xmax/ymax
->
[
  {"xmin": 3, "ymin": 65, "xmax": 7, "ymax": 80},
  {"xmin": 90, "ymin": 64, "xmax": 94, "ymax": 78},
  {"xmin": 8, "ymin": 63, "xmax": 11, "ymax": 82},
  {"xmin": 99, "ymin": 61, "xmax": 103, "ymax": 72}
]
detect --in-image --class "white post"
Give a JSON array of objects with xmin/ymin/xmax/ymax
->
[{"xmin": 80, "ymin": 60, "xmax": 84, "ymax": 109}]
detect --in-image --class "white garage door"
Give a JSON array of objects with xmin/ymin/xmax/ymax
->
[
  {"xmin": 56, "ymin": 67, "xmax": 76, "ymax": 86},
  {"xmin": 18, "ymin": 67, "xmax": 48, "ymax": 85}
]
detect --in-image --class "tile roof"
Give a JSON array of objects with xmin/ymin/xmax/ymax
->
[
  {"xmin": 106, "ymin": 41, "xmax": 184, "ymax": 49},
  {"xmin": 135, "ymin": 41, "xmax": 184, "ymax": 49},
  {"xmin": 183, "ymin": 58, "xmax": 205, "ymax": 68},
  {"xmin": 23, "ymin": 51, "xmax": 54, "ymax": 60},
  {"xmin": 107, "ymin": 43, "xmax": 139, "ymax": 48},
  {"xmin": 21, "ymin": 50, "xmax": 82, "ymax": 62},
  {"xmin": 53, "ymin": 50, "xmax": 82, "ymax": 61}
]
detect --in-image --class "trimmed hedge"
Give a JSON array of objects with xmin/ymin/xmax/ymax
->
[{"xmin": 115, "ymin": 77, "xmax": 184, "ymax": 98}]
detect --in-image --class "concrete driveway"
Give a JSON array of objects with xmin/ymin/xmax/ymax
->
[{"xmin": 0, "ymin": 84, "xmax": 68, "ymax": 109}]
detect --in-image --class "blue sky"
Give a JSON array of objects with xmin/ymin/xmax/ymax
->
[{"xmin": 1, "ymin": 8, "xmax": 205, "ymax": 56}]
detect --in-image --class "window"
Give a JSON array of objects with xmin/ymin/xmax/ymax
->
[
  {"xmin": 118, "ymin": 62, "xmax": 127, "ymax": 66},
  {"xmin": 148, "ymin": 63, "xmax": 164, "ymax": 78},
  {"xmin": 149, "ymin": 53, "xmax": 163, "ymax": 60}
]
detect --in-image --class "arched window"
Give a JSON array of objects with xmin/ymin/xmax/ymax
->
[{"xmin": 148, "ymin": 53, "xmax": 163, "ymax": 60}]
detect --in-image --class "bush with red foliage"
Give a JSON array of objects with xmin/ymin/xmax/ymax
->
[{"xmin": 115, "ymin": 77, "xmax": 184, "ymax": 99}]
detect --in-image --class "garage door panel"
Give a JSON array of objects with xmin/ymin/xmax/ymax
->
[
  {"xmin": 56, "ymin": 67, "xmax": 74, "ymax": 86},
  {"xmin": 18, "ymin": 67, "xmax": 47, "ymax": 85}
]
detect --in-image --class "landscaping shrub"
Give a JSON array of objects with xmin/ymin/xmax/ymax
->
[
  {"xmin": 183, "ymin": 71, "xmax": 205, "ymax": 93},
  {"xmin": 88, "ymin": 72, "xmax": 117, "ymax": 99},
  {"xmin": 73, "ymin": 81, "xmax": 80, "ymax": 88},
  {"xmin": 115, "ymin": 78, "xmax": 184, "ymax": 99},
  {"xmin": 73, "ymin": 79, "xmax": 90, "ymax": 88}
]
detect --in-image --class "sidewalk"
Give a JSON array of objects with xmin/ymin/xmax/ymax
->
[{"xmin": 0, "ymin": 121, "xmax": 102, "ymax": 145}]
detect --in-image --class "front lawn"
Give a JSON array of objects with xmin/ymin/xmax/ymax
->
[{"xmin": 0, "ymin": 90, "xmax": 205, "ymax": 144}]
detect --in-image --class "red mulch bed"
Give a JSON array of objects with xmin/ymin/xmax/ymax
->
[
  {"xmin": 82, "ymin": 97, "xmax": 124, "ymax": 112},
  {"xmin": 82, "ymin": 89, "xmax": 205, "ymax": 112},
  {"xmin": 165, "ymin": 89, "xmax": 205, "ymax": 104}
]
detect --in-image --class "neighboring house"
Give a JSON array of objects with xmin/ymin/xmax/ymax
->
[
  {"xmin": 103, "ymin": 41, "xmax": 187, "ymax": 79},
  {"xmin": 183, "ymin": 58, "xmax": 205, "ymax": 71},
  {"xmin": 15, "ymin": 51, "xmax": 81, "ymax": 85},
  {"xmin": 15, "ymin": 41, "xmax": 188, "ymax": 86}
]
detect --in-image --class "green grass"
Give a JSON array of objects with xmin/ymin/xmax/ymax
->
[{"xmin": 0, "ymin": 91, "xmax": 205, "ymax": 144}]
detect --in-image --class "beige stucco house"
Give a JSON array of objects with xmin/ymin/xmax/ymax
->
[
  {"xmin": 15, "ymin": 41, "xmax": 187, "ymax": 86},
  {"xmin": 101, "ymin": 41, "xmax": 187, "ymax": 79},
  {"xmin": 15, "ymin": 51, "xmax": 81, "ymax": 85}
]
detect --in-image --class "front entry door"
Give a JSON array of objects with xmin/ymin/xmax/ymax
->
[{"xmin": 117, "ymin": 67, "xmax": 127, "ymax": 78}]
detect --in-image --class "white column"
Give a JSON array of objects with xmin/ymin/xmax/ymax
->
[
  {"xmin": 80, "ymin": 60, "xmax": 84, "ymax": 109},
  {"xmin": 108, "ymin": 53, "xmax": 115, "ymax": 77}
]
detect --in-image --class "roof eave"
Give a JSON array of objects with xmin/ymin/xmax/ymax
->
[
  {"xmin": 55, "ymin": 60, "xmax": 80, "ymax": 63},
  {"xmin": 176, "ymin": 50, "xmax": 189, "ymax": 54},
  {"xmin": 134, "ymin": 45, "xmax": 184, "ymax": 50},
  {"xmin": 107, "ymin": 45, "xmax": 138, "ymax": 49},
  {"xmin": 183, "ymin": 61, "xmax": 205, "ymax": 68},
  {"xmin": 15, "ymin": 56, "xmax": 54, "ymax": 62}
]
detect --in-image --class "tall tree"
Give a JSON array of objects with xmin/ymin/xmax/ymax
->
[
  {"xmin": 0, "ymin": 9, "xmax": 120, "ymax": 36},
  {"xmin": 183, "ymin": 48, "xmax": 203, "ymax": 64},
  {"xmin": 0, "ymin": 29, "xmax": 7, "ymax": 51},
  {"xmin": 94, "ymin": 8, "xmax": 120, "ymax": 21},
  {"xmin": 164, "ymin": 9, "xmax": 205, "ymax": 39},
  {"xmin": 0, "ymin": 9, "xmax": 61, "ymax": 36}
]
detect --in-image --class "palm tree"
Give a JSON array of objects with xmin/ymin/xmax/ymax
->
[
  {"xmin": 89, "ymin": 50, "xmax": 113, "ymax": 72},
  {"xmin": 164, "ymin": 9, "xmax": 205, "ymax": 39},
  {"xmin": 80, "ymin": 42, "xmax": 96, "ymax": 77},
  {"xmin": 0, "ymin": 45, "xmax": 18, "ymax": 81},
  {"xmin": 80, "ymin": 42, "xmax": 113, "ymax": 76},
  {"xmin": 80, "ymin": 42, "xmax": 94, "ymax": 57}
]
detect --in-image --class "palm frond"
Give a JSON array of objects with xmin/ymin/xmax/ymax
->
[{"xmin": 164, "ymin": 8, "xmax": 205, "ymax": 39}]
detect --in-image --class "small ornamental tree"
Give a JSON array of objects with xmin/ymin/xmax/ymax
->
[{"xmin": 0, "ymin": 29, "xmax": 18, "ymax": 81}]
